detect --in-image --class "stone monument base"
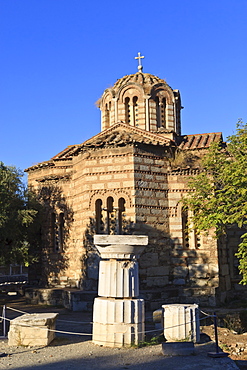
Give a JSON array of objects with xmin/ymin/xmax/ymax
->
[
  {"xmin": 93, "ymin": 297, "xmax": 145, "ymax": 347},
  {"xmin": 8, "ymin": 313, "xmax": 58, "ymax": 346}
]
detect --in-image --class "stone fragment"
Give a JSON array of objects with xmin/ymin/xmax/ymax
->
[
  {"xmin": 8, "ymin": 313, "xmax": 58, "ymax": 347},
  {"xmin": 162, "ymin": 303, "xmax": 200, "ymax": 343}
]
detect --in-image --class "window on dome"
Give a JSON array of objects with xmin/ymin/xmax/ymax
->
[
  {"xmin": 105, "ymin": 103, "xmax": 110, "ymax": 128},
  {"xmin": 161, "ymin": 98, "xmax": 166, "ymax": 128},
  {"xmin": 155, "ymin": 96, "xmax": 161, "ymax": 128},
  {"xmin": 133, "ymin": 96, "xmax": 138, "ymax": 126},
  {"xmin": 125, "ymin": 97, "xmax": 131, "ymax": 124}
]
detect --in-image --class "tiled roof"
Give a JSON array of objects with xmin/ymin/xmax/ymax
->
[
  {"xmin": 52, "ymin": 145, "xmax": 79, "ymax": 160},
  {"xmin": 178, "ymin": 132, "xmax": 223, "ymax": 150},
  {"xmin": 53, "ymin": 122, "xmax": 175, "ymax": 160}
]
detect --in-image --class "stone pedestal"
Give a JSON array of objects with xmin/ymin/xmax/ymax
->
[
  {"xmin": 8, "ymin": 313, "xmax": 58, "ymax": 346},
  {"xmin": 93, "ymin": 297, "xmax": 145, "ymax": 347},
  {"xmin": 93, "ymin": 235, "xmax": 148, "ymax": 347},
  {"xmin": 162, "ymin": 303, "xmax": 200, "ymax": 343}
]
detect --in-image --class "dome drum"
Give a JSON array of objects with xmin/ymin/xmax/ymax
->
[{"xmin": 98, "ymin": 72, "xmax": 181, "ymax": 135}]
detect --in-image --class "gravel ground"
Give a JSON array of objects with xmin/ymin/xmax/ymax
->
[
  {"xmin": 0, "ymin": 338, "xmax": 241, "ymax": 370},
  {"xmin": 0, "ymin": 296, "xmax": 241, "ymax": 370}
]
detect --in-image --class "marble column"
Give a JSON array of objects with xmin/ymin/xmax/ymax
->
[{"xmin": 92, "ymin": 235, "xmax": 148, "ymax": 347}]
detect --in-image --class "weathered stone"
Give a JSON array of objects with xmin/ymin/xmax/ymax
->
[
  {"xmin": 147, "ymin": 266, "xmax": 169, "ymax": 276},
  {"xmin": 8, "ymin": 313, "xmax": 58, "ymax": 346},
  {"xmin": 162, "ymin": 304, "xmax": 200, "ymax": 343},
  {"xmin": 173, "ymin": 266, "xmax": 188, "ymax": 278},
  {"xmin": 146, "ymin": 276, "xmax": 169, "ymax": 287},
  {"xmin": 173, "ymin": 278, "xmax": 186, "ymax": 285},
  {"xmin": 93, "ymin": 235, "xmax": 146, "ymax": 347}
]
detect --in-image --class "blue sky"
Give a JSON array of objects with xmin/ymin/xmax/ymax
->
[{"xmin": 1, "ymin": 0, "xmax": 247, "ymax": 175}]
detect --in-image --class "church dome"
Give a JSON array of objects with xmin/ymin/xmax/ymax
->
[
  {"xmin": 112, "ymin": 72, "xmax": 170, "ymax": 96},
  {"xmin": 98, "ymin": 69, "xmax": 182, "ymax": 136}
]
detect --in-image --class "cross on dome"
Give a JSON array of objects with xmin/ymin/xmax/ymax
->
[{"xmin": 135, "ymin": 52, "xmax": 144, "ymax": 72}]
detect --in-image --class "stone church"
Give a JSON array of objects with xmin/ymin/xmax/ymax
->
[{"xmin": 26, "ymin": 55, "xmax": 241, "ymax": 308}]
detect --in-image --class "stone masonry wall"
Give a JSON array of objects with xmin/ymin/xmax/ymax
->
[
  {"xmin": 71, "ymin": 145, "xmax": 137, "ymax": 290},
  {"xmin": 27, "ymin": 143, "xmax": 235, "ymax": 306}
]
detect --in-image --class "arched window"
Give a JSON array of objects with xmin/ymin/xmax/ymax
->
[
  {"xmin": 133, "ymin": 96, "xmax": 138, "ymax": 126},
  {"xmin": 182, "ymin": 206, "xmax": 189, "ymax": 249},
  {"xmin": 118, "ymin": 198, "xmax": 126, "ymax": 234},
  {"xmin": 161, "ymin": 98, "xmax": 166, "ymax": 128},
  {"xmin": 105, "ymin": 103, "xmax": 110, "ymax": 128},
  {"xmin": 107, "ymin": 196, "xmax": 115, "ymax": 234},
  {"xmin": 95, "ymin": 199, "xmax": 103, "ymax": 234},
  {"xmin": 94, "ymin": 197, "xmax": 128, "ymax": 235},
  {"xmin": 155, "ymin": 96, "xmax": 161, "ymax": 128},
  {"xmin": 125, "ymin": 97, "xmax": 130, "ymax": 124}
]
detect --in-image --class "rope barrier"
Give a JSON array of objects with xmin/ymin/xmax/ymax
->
[
  {"xmin": 0, "ymin": 305, "xmax": 218, "ymax": 338},
  {"xmin": 6, "ymin": 307, "xmax": 93, "ymax": 324},
  {"xmin": 6, "ymin": 307, "xmax": 29, "ymax": 315},
  {"xmin": 199, "ymin": 309, "xmax": 215, "ymax": 318},
  {"xmin": 0, "ymin": 316, "xmax": 93, "ymax": 337},
  {"xmin": 0, "ymin": 315, "xmax": 163, "ymax": 337}
]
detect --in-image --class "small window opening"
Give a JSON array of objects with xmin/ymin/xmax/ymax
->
[
  {"xmin": 155, "ymin": 96, "xmax": 161, "ymax": 128},
  {"xmin": 133, "ymin": 96, "xmax": 138, "ymax": 126},
  {"xmin": 125, "ymin": 97, "xmax": 130, "ymax": 124},
  {"xmin": 161, "ymin": 98, "xmax": 166, "ymax": 128},
  {"xmin": 182, "ymin": 207, "xmax": 189, "ymax": 248},
  {"xmin": 107, "ymin": 197, "xmax": 115, "ymax": 234},
  {"xmin": 118, "ymin": 198, "xmax": 126, "ymax": 234},
  {"xmin": 95, "ymin": 199, "xmax": 104, "ymax": 234}
]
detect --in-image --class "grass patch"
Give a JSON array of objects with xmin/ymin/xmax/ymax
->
[{"xmin": 136, "ymin": 334, "xmax": 165, "ymax": 348}]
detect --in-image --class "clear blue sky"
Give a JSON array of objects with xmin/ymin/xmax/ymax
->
[{"xmin": 1, "ymin": 0, "xmax": 247, "ymax": 175}]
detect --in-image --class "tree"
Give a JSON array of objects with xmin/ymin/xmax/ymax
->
[
  {"xmin": 183, "ymin": 121, "xmax": 247, "ymax": 284},
  {"xmin": 0, "ymin": 162, "xmax": 39, "ymax": 266}
]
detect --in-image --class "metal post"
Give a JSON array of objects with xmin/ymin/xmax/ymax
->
[
  {"xmin": 2, "ymin": 305, "xmax": 6, "ymax": 338},
  {"xmin": 208, "ymin": 312, "xmax": 229, "ymax": 358}
]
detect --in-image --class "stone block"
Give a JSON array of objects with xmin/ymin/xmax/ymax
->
[
  {"xmin": 173, "ymin": 266, "xmax": 188, "ymax": 278},
  {"xmin": 147, "ymin": 266, "xmax": 169, "ymax": 276},
  {"xmin": 8, "ymin": 313, "xmax": 58, "ymax": 346},
  {"xmin": 107, "ymin": 181, "xmax": 121, "ymax": 189},
  {"xmin": 146, "ymin": 276, "xmax": 169, "ymax": 287},
  {"xmin": 93, "ymin": 297, "xmax": 145, "ymax": 347},
  {"xmin": 173, "ymin": 278, "xmax": 185, "ymax": 285},
  {"xmin": 188, "ymin": 264, "xmax": 208, "ymax": 278}
]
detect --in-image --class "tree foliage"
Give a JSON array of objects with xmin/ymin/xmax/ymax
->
[
  {"xmin": 0, "ymin": 162, "xmax": 40, "ymax": 266},
  {"xmin": 183, "ymin": 121, "xmax": 247, "ymax": 284}
]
